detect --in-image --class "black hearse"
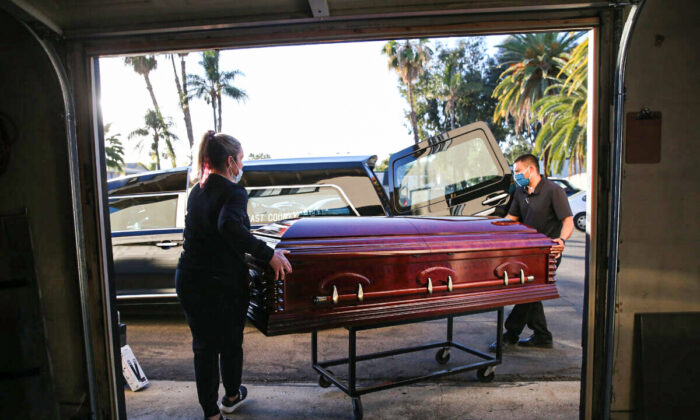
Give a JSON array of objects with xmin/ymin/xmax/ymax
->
[{"xmin": 108, "ymin": 121, "xmax": 512, "ymax": 301}]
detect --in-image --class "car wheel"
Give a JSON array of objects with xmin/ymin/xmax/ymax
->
[{"xmin": 574, "ymin": 212, "xmax": 586, "ymax": 232}]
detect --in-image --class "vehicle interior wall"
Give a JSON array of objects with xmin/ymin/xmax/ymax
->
[
  {"xmin": 613, "ymin": 0, "xmax": 700, "ymax": 417},
  {"xmin": 0, "ymin": 10, "xmax": 90, "ymax": 418}
]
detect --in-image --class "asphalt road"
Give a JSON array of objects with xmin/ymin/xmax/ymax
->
[{"xmin": 121, "ymin": 230, "xmax": 585, "ymax": 384}]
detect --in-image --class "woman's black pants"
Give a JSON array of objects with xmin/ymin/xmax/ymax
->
[{"xmin": 175, "ymin": 268, "xmax": 249, "ymax": 418}]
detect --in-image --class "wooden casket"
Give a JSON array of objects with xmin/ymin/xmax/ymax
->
[{"xmin": 247, "ymin": 216, "xmax": 559, "ymax": 336}]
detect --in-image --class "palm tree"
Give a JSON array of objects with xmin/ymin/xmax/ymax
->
[
  {"xmin": 168, "ymin": 53, "xmax": 195, "ymax": 152},
  {"xmin": 382, "ymin": 39, "xmax": 433, "ymax": 144},
  {"xmin": 124, "ymin": 55, "xmax": 179, "ymax": 154},
  {"xmin": 432, "ymin": 49, "xmax": 463, "ymax": 131},
  {"xmin": 188, "ymin": 50, "xmax": 247, "ymax": 132},
  {"xmin": 533, "ymin": 39, "xmax": 588, "ymax": 175},
  {"xmin": 124, "ymin": 56, "xmax": 162, "ymax": 121},
  {"xmin": 411, "ymin": 39, "xmax": 509, "ymax": 141},
  {"xmin": 104, "ymin": 123, "xmax": 125, "ymax": 172},
  {"xmin": 128, "ymin": 110, "xmax": 179, "ymax": 170},
  {"xmin": 429, "ymin": 45, "xmax": 484, "ymax": 130},
  {"xmin": 491, "ymin": 32, "xmax": 585, "ymax": 134}
]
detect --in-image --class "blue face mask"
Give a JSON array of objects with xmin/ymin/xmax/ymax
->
[{"xmin": 513, "ymin": 168, "xmax": 531, "ymax": 187}]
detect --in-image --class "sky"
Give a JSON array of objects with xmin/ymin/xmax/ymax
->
[{"xmin": 99, "ymin": 36, "xmax": 506, "ymax": 168}]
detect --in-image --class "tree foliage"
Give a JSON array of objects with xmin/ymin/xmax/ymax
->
[
  {"xmin": 128, "ymin": 110, "xmax": 179, "ymax": 170},
  {"xmin": 491, "ymin": 32, "xmax": 585, "ymax": 134},
  {"xmin": 188, "ymin": 50, "xmax": 247, "ymax": 132},
  {"xmin": 382, "ymin": 39, "xmax": 433, "ymax": 144},
  {"xmin": 168, "ymin": 53, "xmax": 195, "ymax": 154},
  {"xmin": 411, "ymin": 38, "xmax": 512, "ymax": 142},
  {"xmin": 533, "ymin": 38, "xmax": 588, "ymax": 175},
  {"xmin": 501, "ymin": 134, "xmax": 534, "ymax": 165},
  {"xmin": 124, "ymin": 55, "xmax": 180, "ymax": 166},
  {"xmin": 374, "ymin": 157, "xmax": 389, "ymax": 172},
  {"xmin": 104, "ymin": 123, "xmax": 125, "ymax": 172}
]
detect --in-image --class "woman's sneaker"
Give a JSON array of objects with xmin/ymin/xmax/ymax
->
[{"xmin": 219, "ymin": 386, "xmax": 247, "ymax": 415}]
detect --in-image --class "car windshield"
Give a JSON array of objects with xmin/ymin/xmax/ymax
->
[{"xmin": 247, "ymin": 185, "xmax": 356, "ymax": 225}]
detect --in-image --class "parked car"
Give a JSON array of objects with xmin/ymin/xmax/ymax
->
[
  {"xmin": 568, "ymin": 191, "xmax": 587, "ymax": 232},
  {"xmin": 108, "ymin": 121, "xmax": 513, "ymax": 301},
  {"xmin": 549, "ymin": 177, "xmax": 581, "ymax": 197}
]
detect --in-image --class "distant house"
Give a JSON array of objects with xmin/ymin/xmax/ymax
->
[{"xmin": 106, "ymin": 162, "xmax": 150, "ymax": 180}]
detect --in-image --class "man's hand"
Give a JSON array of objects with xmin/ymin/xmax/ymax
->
[
  {"xmin": 269, "ymin": 249, "xmax": 292, "ymax": 281},
  {"xmin": 552, "ymin": 238, "xmax": 565, "ymax": 258},
  {"xmin": 552, "ymin": 215, "xmax": 574, "ymax": 258}
]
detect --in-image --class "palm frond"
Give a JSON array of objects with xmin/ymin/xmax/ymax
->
[{"xmin": 530, "ymin": 37, "xmax": 588, "ymax": 174}]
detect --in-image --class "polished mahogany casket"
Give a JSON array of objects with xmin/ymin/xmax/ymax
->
[{"xmin": 246, "ymin": 216, "xmax": 559, "ymax": 336}]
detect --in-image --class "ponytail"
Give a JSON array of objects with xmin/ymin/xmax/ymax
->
[{"xmin": 196, "ymin": 130, "xmax": 242, "ymax": 187}]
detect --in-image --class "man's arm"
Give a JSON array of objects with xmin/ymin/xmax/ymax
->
[
  {"xmin": 552, "ymin": 216, "xmax": 574, "ymax": 258},
  {"xmin": 549, "ymin": 184, "xmax": 574, "ymax": 258},
  {"xmin": 506, "ymin": 189, "xmax": 521, "ymax": 221},
  {"xmin": 559, "ymin": 216, "xmax": 574, "ymax": 241}
]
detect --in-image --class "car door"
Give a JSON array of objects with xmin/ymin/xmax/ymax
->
[
  {"xmin": 387, "ymin": 121, "xmax": 512, "ymax": 217},
  {"xmin": 108, "ymin": 169, "xmax": 188, "ymax": 300}
]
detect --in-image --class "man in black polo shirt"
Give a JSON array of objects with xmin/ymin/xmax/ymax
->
[{"xmin": 489, "ymin": 154, "xmax": 574, "ymax": 351}]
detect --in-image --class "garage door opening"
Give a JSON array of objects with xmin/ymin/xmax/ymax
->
[{"xmin": 94, "ymin": 31, "xmax": 593, "ymax": 419}]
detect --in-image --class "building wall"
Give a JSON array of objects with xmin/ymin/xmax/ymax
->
[
  {"xmin": 0, "ymin": 11, "xmax": 90, "ymax": 418},
  {"xmin": 612, "ymin": 0, "xmax": 700, "ymax": 417}
]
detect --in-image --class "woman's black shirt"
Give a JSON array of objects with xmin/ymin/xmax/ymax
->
[{"xmin": 177, "ymin": 173, "xmax": 273, "ymax": 277}]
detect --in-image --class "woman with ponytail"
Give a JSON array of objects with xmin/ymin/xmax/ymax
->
[{"xmin": 175, "ymin": 131, "xmax": 292, "ymax": 419}]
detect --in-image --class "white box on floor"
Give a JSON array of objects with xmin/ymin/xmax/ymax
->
[{"xmin": 121, "ymin": 345, "xmax": 149, "ymax": 391}]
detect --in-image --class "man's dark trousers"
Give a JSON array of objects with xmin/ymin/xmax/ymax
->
[{"xmin": 503, "ymin": 257, "xmax": 561, "ymax": 342}]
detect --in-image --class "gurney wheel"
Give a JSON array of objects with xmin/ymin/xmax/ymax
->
[
  {"xmin": 318, "ymin": 370, "xmax": 333, "ymax": 388},
  {"xmin": 476, "ymin": 366, "xmax": 495, "ymax": 383},
  {"xmin": 435, "ymin": 347, "xmax": 451, "ymax": 365},
  {"xmin": 352, "ymin": 397, "xmax": 363, "ymax": 420}
]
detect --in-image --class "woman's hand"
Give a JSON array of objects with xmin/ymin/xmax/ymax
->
[{"xmin": 269, "ymin": 249, "xmax": 292, "ymax": 281}]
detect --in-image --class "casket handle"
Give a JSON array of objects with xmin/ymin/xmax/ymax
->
[
  {"xmin": 313, "ymin": 271, "xmax": 539, "ymax": 305},
  {"xmin": 495, "ymin": 261, "xmax": 530, "ymax": 282},
  {"xmin": 319, "ymin": 273, "xmax": 371, "ymax": 294},
  {"xmin": 500, "ymin": 269, "xmax": 534, "ymax": 285},
  {"xmin": 313, "ymin": 284, "xmax": 365, "ymax": 305},
  {"xmin": 417, "ymin": 267, "xmax": 457, "ymax": 288}
]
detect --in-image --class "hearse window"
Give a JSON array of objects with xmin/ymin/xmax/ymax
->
[
  {"xmin": 247, "ymin": 185, "xmax": 358, "ymax": 224},
  {"xmin": 109, "ymin": 194, "xmax": 179, "ymax": 231},
  {"xmin": 394, "ymin": 134, "xmax": 500, "ymax": 210}
]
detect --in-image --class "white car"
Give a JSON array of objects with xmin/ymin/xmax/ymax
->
[{"xmin": 568, "ymin": 191, "xmax": 586, "ymax": 232}]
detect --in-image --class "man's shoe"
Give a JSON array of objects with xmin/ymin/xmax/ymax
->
[
  {"xmin": 488, "ymin": 335, "xmax": 518, "ymax": 353},
  {"xmin": 220, "ymin": 385, "xmax": 247, "ymax": 414},
  {"xmin": 517, "ymin": 335, "xmax": 553, "ymax": 349}
]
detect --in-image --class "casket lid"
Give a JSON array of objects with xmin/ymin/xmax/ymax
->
[{"xmin": 253, "ymin": 216, "xmax": 537, "ymax": 240}]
